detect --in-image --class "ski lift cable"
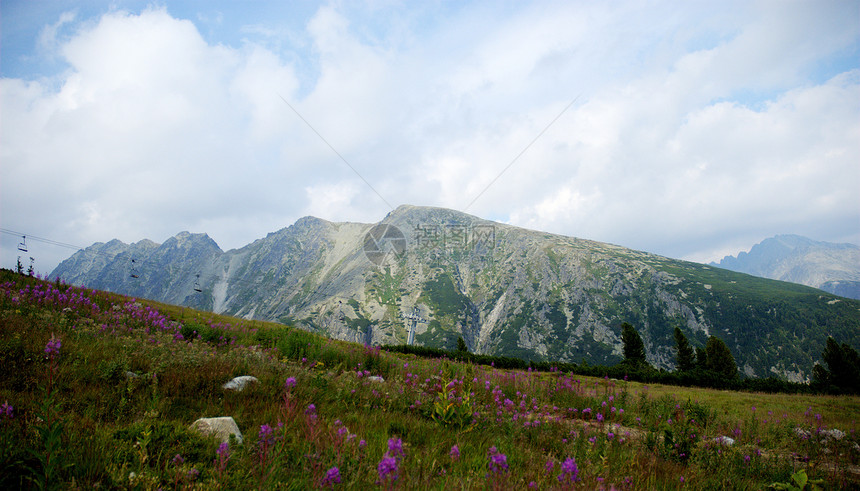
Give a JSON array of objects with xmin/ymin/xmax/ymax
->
[
  {"xmin": 1, "ymin": 228, "xmax": 186, "ymax": 278},
  {"xmin": 1, "ymin": 228, "xmax": 86, "ymax": 252},
  {"xmin": 1, "ymin": 228, "xmax": 159, "ymax": 277},
  {"xmin": 0, "ymin": 228, "xmax": 349, "ymax": 293},
  {"xmin": 0, "ymin": 228, "xmax": 280, "ymax": 290}
]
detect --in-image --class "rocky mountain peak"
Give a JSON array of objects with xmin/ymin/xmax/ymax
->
[
  {"xmin": 712, "ymin": 234, "xmax": 860, "ymax": 299},
  {"xmin": 49, "ymin": 207, "xmax": 860, "ymax": 381}
]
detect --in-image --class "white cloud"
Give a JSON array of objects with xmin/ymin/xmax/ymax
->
[
  {"xmin": 303, "ymin": 181, "xmax": 361, "ymax": 221},
  {"xmin": 2, "ymin": 8, "xmax": 295, "ymax": 259},
  {"xmin": 38, "ymin": 10, "xmax": 76, "ymax": 54},
  {"xmin": 1, "ymin": 2, "xmax": 858, "ymax": 276}
]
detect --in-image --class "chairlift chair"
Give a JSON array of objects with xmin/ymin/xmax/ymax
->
[
  {"xmin": 17, "ymin": 236, "xmax": 27, "ymax": 252},
  {"xmin": 130, "ymin": 259, "xmax": 140, "ymax": 279},
  {"xmin": 193, "ymin": 274, "xmax": 203, "ymax": 293}
]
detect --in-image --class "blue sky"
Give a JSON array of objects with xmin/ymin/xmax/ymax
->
[{"xmin": 2, "ymin": 0, "xmax": 859, "ymax": 274}]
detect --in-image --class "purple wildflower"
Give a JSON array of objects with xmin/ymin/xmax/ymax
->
[
  {"xmin": 378, "ymin": 456, "xmax": 399, "ymax": 482},
  {"xmin": 172, "ymin": 454, "xmax": 184, "ymax": 465},
  {"xmin": 322, "ymin": 466, "xmax": 341, "ymax": 487},
  {"xmin": 449, "ymin": 444, "xmax": 460, "ymax": 460},
  {"xmin": 44, "ymin": 335, "xmax": 61, "ymax": 359},
  {"xmin": 387, "ymin": 437, "xmax": 403, "ymax": 458},
  {"xmin": 285, "ymin": 376, "xmax": 297, "ymax": 389},
  {"xmin": 558, "ymin": 457, "xmax": 579, "ymax": 483},
  {"xmin": 214, "ymin": 442, "xmax": 230, "ymax": 472},
  {"xmin": 305, "ymin": 403, "xmax": 317, "ymax": 415},
  {"xmin": 487, "ymin": 447, "xmax": 508, "ymax": 474},
  {"xmin": 489, "ymin": 453, "xmax": 508, "ymax": 473},
  {"xmin": 258, "ymin": 424, "xmax": 274, "ymax": 447},
  {"xmin": 0, "ymin": 401, "xmax": 12, "ymax": 420}
]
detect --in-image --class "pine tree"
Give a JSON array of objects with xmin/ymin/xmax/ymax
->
[
  {"xmin": 813, "ymin": 337, "xmax": 860, "ymax": 394},
  {"xmin": 705, "ymin": 336, "xmax": 737, "ymax": 379},
  {"xmin": 695, "ymin": 347, "xmax": 708, "ymax": 370},
  {"xmin": 674, "ymin": 327, "xmax": 695, "ymax": 371},
  {"xmin": 621, "ymin": 322, "xmax": 647, "ymax": 365},
  {"xmin": 456, "ymin": 336, "xmax": 468, "ymax": 353}
]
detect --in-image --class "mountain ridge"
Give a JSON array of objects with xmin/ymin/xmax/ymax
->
[
  {"xmin": 50, "ymin": 205, "xmax": 860, "ymax": 382},
  {"xmin": 711, "ymin": 234, "xmax": 860, "ymax": 299}
]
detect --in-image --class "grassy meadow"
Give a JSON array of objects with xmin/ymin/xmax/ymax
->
[{"xmin": 1, "ymin": 269, "xmax": 858, "ymax": 489}]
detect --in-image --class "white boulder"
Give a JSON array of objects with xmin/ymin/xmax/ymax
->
[
  {"xmin": 190, "ymin": 417, "xmax": 243, "ymax": 445},
  {"xmin": 821, "ymin": 428, "xmax": 845, "ymax": 441},
  {"xmin": 713, "ymin": 436, "xmax": 735, "ymax": 446},
  {"xmin": 222, "ymin": 376, "xmax": 259, "ymax": 391}
]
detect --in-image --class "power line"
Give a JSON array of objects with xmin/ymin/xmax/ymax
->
[
  {"xmin": 1, "ymin": 227, "xmax": 295, "ymax": 292},
  {"xmin": 463, "ymin": 95, "xmax": 581, "ymax": 213},
  {"xmin": 1, "ymin": 228, "xmax": 86, "ymax": 252},
  {"xmin": 278, "ymin": 94, "xmax": 394, "ymax": 211},
  {"xmin": 2, "ymin": 227, "xmax": 172, "ymax": 279}
]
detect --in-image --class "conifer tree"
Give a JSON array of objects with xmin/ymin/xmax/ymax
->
[
  {"xmin": 674, "ymin": 327, "xmax": 695, "ymax": 371},
  {"xmin": 705, "ymin": 336, "xmax": 737, "ymax": 379},
  {"xmin": 695, "ymin": 347, "xmax": 708, "ymax": 370},
  {"xmin": 813, "ymin": 337, "xmax": 860, "ymax": 394},
  {"xmin": 621, "ymin": 322, "xmax": 647, "ymax": 365}
]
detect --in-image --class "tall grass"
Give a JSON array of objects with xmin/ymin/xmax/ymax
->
[{"xmin": 1, "ymin": 269, "xmax": 858, "ymax": 489}]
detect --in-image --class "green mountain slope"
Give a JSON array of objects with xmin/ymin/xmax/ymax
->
[{"xmin": 51, "ymin": 205, "xmax": 860, "ymax": 381}]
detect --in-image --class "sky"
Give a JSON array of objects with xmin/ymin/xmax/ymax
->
[{"xmin": 2, "ymin": 0, "xmax": 859, "ymax": 276}]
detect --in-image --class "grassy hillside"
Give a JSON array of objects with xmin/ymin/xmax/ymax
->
[{"xmin": 1, "ymin": 270, "xmax": 859, "ymax": 489}]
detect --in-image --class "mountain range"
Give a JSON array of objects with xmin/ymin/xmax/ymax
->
[
  {"xmin": 711, "ymin": 235, "xmax": 860, "ymax": 300},
  {"xmin": 50, "ymin": 205, "xmax": 860, "ymax": 382}
]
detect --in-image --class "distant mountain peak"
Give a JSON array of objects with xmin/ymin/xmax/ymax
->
[
  {"xmin": 712, "ymin": 235, "xmax": 860, "ymax": 299},
  {"xmin": 293, "ymin": 215, "xmax": 331, "ymax": 227}
]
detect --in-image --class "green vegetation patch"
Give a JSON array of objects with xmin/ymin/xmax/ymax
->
[{"xmin": 1, "ymin": 269, "xmax": 859, "ymax": 490}]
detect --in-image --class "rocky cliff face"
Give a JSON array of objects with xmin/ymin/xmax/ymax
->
[
  {"xmin": 50, "ymin": 206, "xmax": 860, "ymax": 381},
  {"xmin": 712, "ymin": 235, "xmax": 860, "ymax": 300}
]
